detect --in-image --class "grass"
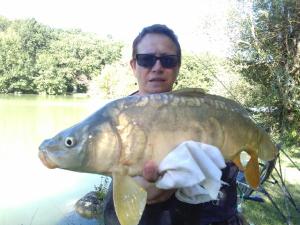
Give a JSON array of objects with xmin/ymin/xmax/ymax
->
[
  {"xmin": 94, "ymin": 176, "xmax": 111, "ymax": 201},
  {"xmin": 239, "ymin": 147, "xmax": 300, "ymax": 225}
]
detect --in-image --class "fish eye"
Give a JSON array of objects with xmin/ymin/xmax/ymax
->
[{"xmin": 64, "ymin": 137, "xmax": 76, "ymax": 148}]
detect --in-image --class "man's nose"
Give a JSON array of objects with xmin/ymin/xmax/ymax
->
[{"xmin": 151, "ymin": 59, "xmax": 163, "ymax": 71}]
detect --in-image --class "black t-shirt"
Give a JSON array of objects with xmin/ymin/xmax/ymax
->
[{"xmin": 104, "ymin": 162, "xmax": 239, "ymax": 225}]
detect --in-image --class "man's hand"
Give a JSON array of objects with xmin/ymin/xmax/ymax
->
[{"xmin": 134, "ymin": 160, "xmax": 176, "ymax": 204}]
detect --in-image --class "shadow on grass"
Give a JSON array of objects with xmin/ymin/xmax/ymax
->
[
  {"xmin": 241, "ymin": 171, "xmax": 300, "ymax": 225},
  {"xmin": 290, "ymin": 150, "xmax": 300, "ymax": 158},
  {"xmin": 281, "ymin": 147, "xmax": 300, "ymax": 169}
]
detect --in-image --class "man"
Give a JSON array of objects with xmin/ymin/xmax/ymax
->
[{"xmin": 104, "ymin": 24, "xmax": 246, "ymax": 225}]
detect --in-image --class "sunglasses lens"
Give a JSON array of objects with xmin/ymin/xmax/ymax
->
[
  {"xmin": 136, "ymin": 54, "xmax": 156, "ymax": 68},
  {"xmin": 136, "ymin": 54, "xmax": 178, "ymax": 68},
  {"xmin": 160, "ymin": 55, "xmax": 178, "ymax": 68}
]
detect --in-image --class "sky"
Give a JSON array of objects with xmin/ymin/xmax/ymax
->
[{"xmin": 0, "ymin": 0, "xmax": 232, "ymax": 55}]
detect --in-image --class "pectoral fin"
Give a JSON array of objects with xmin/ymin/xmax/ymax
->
[
  {"xmin": 113, "ymin": 173, "xmax": 147, "ymax": 225},
  {"xmin": 244, "ymin": 151, "xmax": 260, "ymax": 189}
]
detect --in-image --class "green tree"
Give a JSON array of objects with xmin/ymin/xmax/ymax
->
[
  {"xmin": 0, "ymin": 16, "xmax": 123, "ymax": 95},
  {"xmin": 175, "ymin": 52, "xmax": 217, "ymax": 91},
  {"xmin": 230, "ymin": 0, "xmax": 300, "ymax": 145},
  {"xmin": 91, "ymin": 60, "xmax": 136, "ymax": 99},
  {"xmin": 0, "ymin": 16, "xmax": 10, "ymax": 32},
  {"xmin": 35, "ymin": 30, "xmax": 123, "ymax": 95},
  {"xmin": 0, "ymin": 18, "xmax": 52, "ymax": 93}
]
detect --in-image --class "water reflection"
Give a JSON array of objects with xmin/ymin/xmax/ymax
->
[{"xmin": 0, "ymin": 94, "xmax": 108, "ymax": 225}]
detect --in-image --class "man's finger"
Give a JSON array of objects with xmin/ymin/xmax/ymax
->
[{"xmin": 143, "ymin": 160, "xmax": 159, "ymax": 182}]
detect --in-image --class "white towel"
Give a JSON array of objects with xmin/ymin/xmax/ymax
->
[{"xmin": 155, "ymin": 141, "xmax": 226, "ymax": 204}]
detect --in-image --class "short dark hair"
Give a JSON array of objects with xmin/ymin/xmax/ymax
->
[{"xmin": 132, "ymin": 24, "xmax": 181, "ymax": 66}]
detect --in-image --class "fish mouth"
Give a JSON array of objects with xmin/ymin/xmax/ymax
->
[{"xmin": 38, "ymin": 151, "xmax": 58, "ymax": 169}]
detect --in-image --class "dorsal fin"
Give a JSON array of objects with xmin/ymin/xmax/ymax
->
[{"xmin": 171, "ymin": 88, "xmax": 206, "ymax": 97}]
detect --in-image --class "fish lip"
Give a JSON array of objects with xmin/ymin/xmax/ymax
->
[{"xmin": 38, "ymin": 151, "xmax": 58, "ymax": 169}]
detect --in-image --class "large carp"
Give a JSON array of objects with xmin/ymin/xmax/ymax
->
[{"xmin": 38, "ymin": 88, "xmax": 277, "ymax": 225}]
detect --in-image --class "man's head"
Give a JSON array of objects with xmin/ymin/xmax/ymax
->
[
  {"xmin": 130, "ymin": 24, "xmax": 181, "ymax": 95},
  {"xmin": 132, "ymin": 24, "xmax": 181, "ymax": 65}
]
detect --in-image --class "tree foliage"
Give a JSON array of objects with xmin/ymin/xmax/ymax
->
[
  {"xmin": 90, "ymin": 60, "xmax": 136, "ymax": 99},
  {"xmin": 230, "ymin": 0, "xmax": 300, "ymax": 145},
  {"xmin": 0, "ymin": 18, "xmax": 51, "ymax": 93},
  {"xmin": 0, "ymin": 17, "xmax": 123, "ymax": 95},
  {"xmin": 175, "ymin": 52, "xmax": 217, "ymax": 91}
]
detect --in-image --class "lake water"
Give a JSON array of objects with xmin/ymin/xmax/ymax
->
[{"xmin": 0, "ymin": 94, "xmax": 110, "ymax": 225}]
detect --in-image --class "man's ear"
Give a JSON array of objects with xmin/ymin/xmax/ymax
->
[
  {"xmin": 130, "ymin": 59, "xmax": 138, "ymax": 79},
  {"xmin": 130, "ymin": 59, "xmax": 136, "ymax": 71}
]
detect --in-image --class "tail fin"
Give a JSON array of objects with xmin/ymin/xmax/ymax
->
[
  {"xmin": 244, "ymin": 150, "xmax": 260, "ymax": 189},
  {"xmin": 233, "ymin": 150, "xmax": 260, "ymax": 189}
]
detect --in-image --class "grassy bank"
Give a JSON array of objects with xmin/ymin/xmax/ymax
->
[{"xmin": 240, "ymin": 147, "xmax": 300, "ymax": 225}]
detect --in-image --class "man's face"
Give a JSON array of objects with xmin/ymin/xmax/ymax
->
[{"xmin": 130, "ymin": 33, "xmax": 180, "ymax": 95}]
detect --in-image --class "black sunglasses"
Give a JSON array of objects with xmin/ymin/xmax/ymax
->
[{"xmin": 135, "ymin": 54, "xmax": 178, "ymax": 69}]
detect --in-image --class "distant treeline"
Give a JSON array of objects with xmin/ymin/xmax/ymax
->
[
  {"xmin": 0, "ymin": 16, "xmax": 220, "ymax": 96},
  {"xmin": 0, "ymin": 16, "xmax": 123, "ymax": 95}
]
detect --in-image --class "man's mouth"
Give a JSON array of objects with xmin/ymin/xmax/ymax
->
[{"xmin": 149, "ymin": 78, "xmax": 166, "ymax": 82}]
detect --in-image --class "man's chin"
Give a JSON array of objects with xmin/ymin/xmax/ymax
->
[{"xmin": 146, "ymin": 84, "xmax": 172, "ymax": 94}]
